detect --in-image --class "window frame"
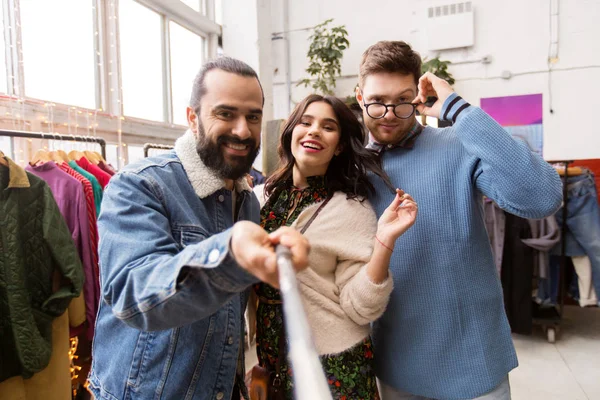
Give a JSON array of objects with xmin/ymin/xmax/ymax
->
[{"xmin": 0, "ymin": 0, "xmax": 221, "ymax": 168}]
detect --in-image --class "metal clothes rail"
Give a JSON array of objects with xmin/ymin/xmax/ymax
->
[
  {"xmin": 0, "ymin": 129, "xmax": 107, "ymax": 159},
  {"xmin": 143, "ymin": 143, "xmax": 173, "ymax": 157}
]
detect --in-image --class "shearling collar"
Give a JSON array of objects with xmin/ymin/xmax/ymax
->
[
  {"xmin": 174, "ymin": 129, "xmax": 252, "ymax": 199},
  {"xmin": 0, "ymin": 153, "xmax": 30, "ymax": 189}
]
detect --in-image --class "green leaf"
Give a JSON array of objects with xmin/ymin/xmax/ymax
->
[{"xmin": 300, "ymin": 18, "xmax": 349, "ymax": 94}]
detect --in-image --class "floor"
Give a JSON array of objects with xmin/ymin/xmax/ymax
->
[
  {"xmin": 510, "ymin": 305, "xmax": 600, "ymax": 400},
  {"xmin": 245, "ymin": 305, "xmax": 600, "ymax": 400}
]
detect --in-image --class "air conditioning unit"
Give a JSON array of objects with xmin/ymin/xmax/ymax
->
[{"xmin": 426, "ymin": 2, "xmax": 474, "ymax": 51}]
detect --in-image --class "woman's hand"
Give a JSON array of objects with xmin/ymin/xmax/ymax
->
[{"xmin": 376, "ymin": 189, "xmax": 418, "ymax": 250}]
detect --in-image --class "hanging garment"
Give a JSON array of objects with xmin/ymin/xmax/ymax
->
[
  {"xmin": 0, "ymin": 290, "xmax": 86, "ymax": 400},
  {"xmin": 26, "ymin": 161, "xmax": 99, "ymax": 339},
  {"xmin": 522, "ymin": 215, "xmax": 561, "ymax": 279},
  {"xmin": 68, "ymin": 160, "xmax": 103, "ymax": 216},
  {"xmin": 572, "ymin": 256, "xmax": 599, "ymax": 307},
  {"xmin": 98, "ymin": 160, "xmax": 116, "ymax": 176},
  {"xmin": 551, "ymin": 171, "xmax": 600, "ymax": 302},
  {"xmin": 501, "ymin": 213, "xmax": 535, "ymax": 334},
  {"xmin": 59, "ymin": 162, "xmax": 99, "ymax": 256},
  {"xmin": 76, "ymin": 156, "xmax": 111, "ymax": 189},
  {"xmin": 483, "ymin": 199, "xmax": 506, "ymax": 275},
  {"xmin": 0, "ymin": 156, "xmax": 84, "ymax": 382},
  {"xmin": 59, "ymin": 162, "xmax": 101, "ymax": 336}
]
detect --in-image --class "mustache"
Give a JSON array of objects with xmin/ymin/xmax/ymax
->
[{"xmin": 217, "ymin": 134, "xmax": 257, "ymax": 147}]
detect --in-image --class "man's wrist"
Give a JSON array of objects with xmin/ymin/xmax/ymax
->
[{"xmin": 440, "ymin": 92, "xmax": 471, "ymax": 123}]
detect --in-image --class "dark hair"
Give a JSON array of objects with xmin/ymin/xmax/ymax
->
[
  {"xmin": 265, "ymin": 94, "xmax": 393, "ymax": 200},
  {"xmin": 189, "ymin": 56, "xmax": 264, "ymax": 112},
  {"xmin": 359, "ymin": 41, "xmax": 422, "ymax": 87}
]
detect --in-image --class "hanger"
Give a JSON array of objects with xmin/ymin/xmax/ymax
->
[
  {"xmin": 31, "ymin": 148, "xmax": 52, "ymax": 165},
  {"xmin": 0, "ymin": 150, "xmax": 8, "ymax": 166},
  {"xmin": 57, "ymin": 149, "xmax": 69, "ymax": 163},
  {"xmin": 84, "ymin": 150, "xmax": 101, "ymax": 164},
  {"xmin": 79, "ymin": 135, "xmax": 94, "ymax": 163},
  {"xmin": 555, "ymin": 166, "xmax": 584, "ymax": 176},
  {"xmin": 45, "ymin": 133, "xmax": 65, "ymax": 163},
  {"xmin": 89, "ymin": 134, "xmax": 106, "ymax": 163},
  {"xmin": 29, "ymin": 132, "xmax": 51, "ymax": 165},
  {"xmin": 48, "ymin": 150, "xmax": 65, "ymax": 163},
  {"xmin": 52, "ymin": 133, "xmax": 70, "ymax": 163},
  {"xmin": 68, "ymin": 150, "xmax": 86, "ymax": 161},
  {"xmin": 85, "ymin": 134, "xmax": 105, "ymax": 164},
  {"xmin": 94, "ymin": 149, "xmax": 106, "ymax": 163},
  {"xmin": 66, "ymin": 134, "xmax": 83, "ymax": 161}
]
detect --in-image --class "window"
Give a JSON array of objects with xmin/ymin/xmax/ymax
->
[
  {"xmin": 181, "ymin": 0, "xmax": 201, "ymax": 12},
  {"xmin": 0, "ymin": 137, "xmax": 12, "ymax": 158},
  {"xmin": 215, "ymin": 0, "xmax": 223, "ymax": 25},
  {"xmin": 145, "ymin": 147, "xmax": 171, "ymax": 158},
  {"xmin": 106, "ymin": 143, "xmax": 119, "ymax": 168},
  {"xmin": 169, "ymin": 22, "xmax": 204, "ymax": 125},
  {"xmin": 127, "ymin": 144, "xmax": 144, "ymax": 164},
  {"xmin": 0, "ymin": 1, "xmax": 7, "ymax": 94},
  {"xmin": 20, "ymin": 0, "xmax": 96, "ymax": 108},
  {"xmin": 0, "ymin": 0, "xmax": 217, "ymax": 170},
  {"xmin": 119, "ymin": 0, "xmax": 164, "ymax": 121}
]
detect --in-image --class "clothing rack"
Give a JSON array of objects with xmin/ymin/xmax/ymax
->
[
  {"xmin": 0, "ymin": 129, "xmax": 107, "ymax": 159},
  {"xmin": 143, "ymin": 143, "xmax": 173, "ymax": 157},
  {"xmin": 533, "ymin": 160, "xmax": 572, "ymax": 342}
]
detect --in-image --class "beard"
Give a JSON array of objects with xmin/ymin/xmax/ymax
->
[
  {"xmin": 195, "ymin": 121, "xmax": 260, "ymax": 181},
  {"xmin": 364, "ymin": 115, "xmax": 415, "ymax": 145}
]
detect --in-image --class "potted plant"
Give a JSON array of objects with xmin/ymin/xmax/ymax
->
[
  {"xmin": 297, "ymin": 19, "xmax": 349, "ymax": 95},
  {"xmin": 420, "ymin": 57, "xmax": 455, "ymax": 126}
]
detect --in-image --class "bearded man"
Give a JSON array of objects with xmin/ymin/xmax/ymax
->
[{"xmin": 88, "ymin": 57, "xmax": 310, "ymax": 400}]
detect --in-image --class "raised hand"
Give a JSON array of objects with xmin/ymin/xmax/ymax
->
[
  {"xmin": 376, "ymin": 189, "xmax": 418, "ymax": 250},
  {"xmin": 230, "ymin": 222, "xmax": 310, "ymax": 288},
  {"xmin": 412, "ymin": 71, "xmax": 455, "ymax": 119}
]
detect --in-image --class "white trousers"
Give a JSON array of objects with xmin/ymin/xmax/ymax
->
[{"xmin": 378, "ymin": 377, "xmax": 511, "ymax": 400}]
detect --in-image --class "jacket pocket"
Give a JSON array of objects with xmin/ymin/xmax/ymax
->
[
  {"xmin": 172, "ymin": 224, "xmax": 209, "ymax": 249},
  {"xmin": 126, "ymin": 330, "xmax": 155, "ymax": 389}
]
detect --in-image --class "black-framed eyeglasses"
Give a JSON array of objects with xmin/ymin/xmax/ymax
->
[{"xmin": 362, "ymin": 101, "xmax": 418, "ymax": 119}]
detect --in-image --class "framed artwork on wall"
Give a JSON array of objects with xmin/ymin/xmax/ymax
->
[{"xmin": 481, "ymin": 93, "xmax": 543, "ymax": 157}]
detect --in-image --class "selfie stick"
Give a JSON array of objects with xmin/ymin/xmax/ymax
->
[{"xmin": 276, "ymin": 245, "xmax": 333, "ymax": 400}]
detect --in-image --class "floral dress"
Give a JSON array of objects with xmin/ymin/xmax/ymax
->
[{"xmin": 255, "ymin": 176, "xmax": 380, "ymax": 400}]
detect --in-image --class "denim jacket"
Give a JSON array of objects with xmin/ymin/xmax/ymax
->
[{"xmin": 88, "ymin": 131, "xmax": 260, "ymax": 400}]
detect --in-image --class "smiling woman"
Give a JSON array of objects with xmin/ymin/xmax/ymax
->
[
  {"xmin": 290, "ymin": 101, "xmax": 341, "ymax": 186},
  {"xmin": 265, "ymin": 94, "xmax": 392, "ymax": 200},
  {"xmin": 250, "ymin": 93, "xmax": 418, "ymax": 399}
]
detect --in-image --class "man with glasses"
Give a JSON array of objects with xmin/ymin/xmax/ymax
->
[{"xmin": 356, "ymin": 41, "xmax": 563, "ymax": 400}]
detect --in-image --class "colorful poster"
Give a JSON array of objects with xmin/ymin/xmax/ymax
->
[{"xmin": 480, "ymin": 94, "xmax": 543, "ymax": 156}]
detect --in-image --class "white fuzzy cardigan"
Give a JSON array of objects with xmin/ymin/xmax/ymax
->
[{"xmin": 252, "ymin": 185, "xmax": 394, "ymax": 355}]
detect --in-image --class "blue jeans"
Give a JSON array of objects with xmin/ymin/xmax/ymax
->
[{"xmin": 544, "ymin": 172, "xmax": 600, "ymax": 304}]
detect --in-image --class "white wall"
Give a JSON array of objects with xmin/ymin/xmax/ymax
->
[
  {"xmin": 266, "ymin": 0, "xmax": 600, "ymax": 161},
  {"xmin": 221, "ymin": 0, "xmax": 275, "ymax": 171}
]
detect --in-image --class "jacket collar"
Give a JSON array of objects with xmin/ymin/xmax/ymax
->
[
  {"xmin": 175, "ymin": 129, "xmax": 252, "ymax": 199},
  {"xmin": 0, "ymin": 153, "xmax": 31, "ymax": 189}
]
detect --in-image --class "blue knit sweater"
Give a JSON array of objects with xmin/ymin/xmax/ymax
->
[{"xmin": 368, "ymin": 94, "xmax": 563, "ymax": 400}]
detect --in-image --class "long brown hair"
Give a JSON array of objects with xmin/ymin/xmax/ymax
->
[{"xmin": 265, "ymin": 94, "xmax": 393, "ymax": 200}]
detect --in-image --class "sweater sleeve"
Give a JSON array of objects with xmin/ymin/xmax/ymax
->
[
  {"xmin": 440, "ymin": 93, "xmax": 563, "ymax": 219},
  {"xmin": 334, "ymin": 199, "xmax": 393, "ymax": 326}
]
